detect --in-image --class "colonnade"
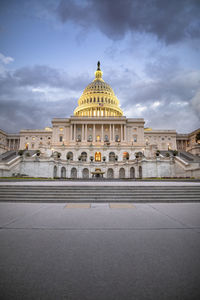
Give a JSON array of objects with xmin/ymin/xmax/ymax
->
[
  {"xmin": 76, "ymin": 108, "xmax": 121, "ymax": 117},
  {"xmin": 7, "ymin": 139, "xmax": 20, "ymax": 150},
  {"xmin": 70, "ymin": 123, "xmax": 127, "ymax": 142}
]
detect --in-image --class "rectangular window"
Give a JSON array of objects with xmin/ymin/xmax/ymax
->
[
  {"xmin": 59, "ymin": 136, "xmax": 63, "ymax": 142},
  {"xmin": 134, "ymin": 137, "xmax": 137, "ymax": 142}
]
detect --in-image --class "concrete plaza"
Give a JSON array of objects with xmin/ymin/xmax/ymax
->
[{"xmin": 0, "ymin": 201, "xmax": 200, "ymax": 300}]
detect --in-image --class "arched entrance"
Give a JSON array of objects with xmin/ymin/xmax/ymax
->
[
  {"xmin": 53, "ymin": 166, "xmax": 57, "ymax": 178},
  {"xmin": 25, "ymin": 143, "xmax": 29, "ymax": 150},
  {"xmin": 95, "ymin": 152, "xmax": 101, "ymax": 162},
  {"xmin": 61, "ymin": 167, "xmax": 66, "ymax": 178},
  {"xmin": 119, "ymin": 168, "xmax": 125, "ymax": 178},
  {"xmin": 82, "ymin": 168, "xmax": 89, "ymax": 179},
  {"xmin": 139, "ymin": 166, "xmax": 142, "ymax": 178},
  {"xmin": 71, "ymin": 168, "xmax": 77, "ymax": 179},
  {"xmin": 107, "ymin": 168, "xmax": 114, "ymax": 179},
  {"xmin": 130, "ymin": 167, "xmax": 135, "ymax": 179}
]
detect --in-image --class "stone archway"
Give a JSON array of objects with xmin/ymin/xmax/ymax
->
[
  {"xmin": 107, "ymin": 168, "xmax": 114, "ymax": 179},
  {"xmin": 61, "ymin": 167, "xmax": 66, "ymax": 178},
  {"xmin": 139, "ymin": 166, "xmax": 142, "ymax": 178},
  {"xmin": 53, "ymin": 166, "xmax": 57, "ymax": 178},
  {"xmin": 119, "ymin": 168, "xmax": 125, "ymax": 178},
  {"xmin": 82, "ymin": 168, "xmax": 89, "ymax": 179},
  {"xmin": 71, "ymin": 168, "xmax": 77, "ymax": 179},
  {"xmin": 130, "ymin": 167, "xmax": 135, "ymax": 179}
]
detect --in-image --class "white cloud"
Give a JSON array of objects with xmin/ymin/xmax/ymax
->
[
  {"xmin": 0, "ymin": 53, "xmax": 14, "ymax": 64},
  {"xmin": 151, "ymin": 101, "xmax": 160, "ymax": 109}
]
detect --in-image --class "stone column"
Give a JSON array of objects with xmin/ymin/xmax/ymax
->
[
  {"xmin": 109, "ymin": 124, "xmax": 111, "ymax": 141},
  {"xmin": 121, "ymin": 125, "xmax": 123, "ymax": 141},
  {"xmin": 85, "ymin": 124, "xmax": 87, "ymax": 141},
  {"xmin": 101, "ymin": 124, "xmax": 104, "ymax": 142},
  {"xmin": 74, "ymin": 124, "xmax": 76, "ymax": 141},
  {"xmin": 82, "ymin": 124, "xmax": 84, "ymax": 141},
  {"xmin": 124, "ymin": 125, "xmax": 127, "ymax": 141},
  {"xmin": 113, "ymin": 124, "xmax": 115, "ymax": 142},
  {"xmin": 93, "ymin": 124, "xmax": 96, "ymax": 142}
]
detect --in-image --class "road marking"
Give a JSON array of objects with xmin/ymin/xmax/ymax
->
[
  {"xmin": 65, "ymin": 203, "xmax": 91, "ymax": 209},
  {"xmin": 109, "ymin": 203, "xmax": 135, "ymax": 209}
]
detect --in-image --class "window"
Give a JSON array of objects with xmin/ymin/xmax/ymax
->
[
  {"xmin": 32, "ymin": 143, "xmax": 34, "ymax": 148},
  {"xmin": 40, "ymin": 137, "xmax": 43, "ymax": 140},
  {"xmin": 162, "ymin": 138, "xmax": 165, "ymax": 140},
  {"xmin": 59, "ymin": 136, "xmax": 63, "ymax": 142},
  {"xmin": 48, "ymin": 137, "xmax": 51, "ymax": 140},
  {"xmin": 26, "ymin": 137, "xmax": 28, "ymax": 140},
  {"xmin": 134, "ymin": 137, "xmax": 137, "ymax": 142},
  {"xmin": 95, "ymin": 152, "xmax": 101, "ymax": 162}
]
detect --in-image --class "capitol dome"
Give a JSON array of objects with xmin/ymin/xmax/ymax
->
[{"xmin": 74, "ymin": 62, "xmax": 123, "ymax": 117}]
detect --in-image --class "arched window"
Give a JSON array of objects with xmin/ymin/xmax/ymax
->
[
  {"xmin": 130, "ymin": 167, "xmax": 135, "ymax": 179},
  {"xmin": 71, "ymin": 168, "xmax": 77, "ymax": 179},
  {"xmin": 107, "ymin": 168, "xmax": 114, "ymax": 178},
  {"xmin": 109, "ymin": 152, "xmax": 115, "ymax": 162},
  {"xmin": 81, "ymin": 152, "xmax": 87, "ymax": 161},
  {"xmin": 123, "ymin": 152, "xmax": 129, "ymax": 161},
  {"xmin": 61, "ymin": 167, "xmax": 66, "ymax": 178},
  {"xmin": 93, "ymin": 98, "xmax": 96, "ymax": 102},
  {"xmin": 66, "ymin": 152, "xmax": 73, "ymax": 161},
  {"xmin": 95, "ymin": 152, "xmax": 101, "ymax": 162},
  {"xmin": 53, "ymin": 166, "xmax": 57, "ymax": 178},
  {"xmin": 82, "ymin": 168, "xmax": 89, "ymax": 179},
  {"xmin": 119, "ymin": 168, "xmax": 125, "ymax": 179},
  {"xmin": 97, "ymin": 98, "xmax": 100, "ymax": 102}
]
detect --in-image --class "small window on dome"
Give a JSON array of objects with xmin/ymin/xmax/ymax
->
[
  {"xmin": 87, "ymin": 99, "xmax": 89, "ymax": 103},
  {"xmin": 90, "ymin": 98, "xmax": 92, "ymax": 103},
  {"xmin": 101, "ymin": 98, "xmax": 103, "ymax": 102},
  {"xmin": 97, "ymin": 98, "xmax": 100, "ymax": 102},
  {"xmin": 108, "ymin": 99, "xmax": 110, "ymax": 103},
  {"xmin": 93, "ymin": 98, "xmax": 96, "ymax": 102}
]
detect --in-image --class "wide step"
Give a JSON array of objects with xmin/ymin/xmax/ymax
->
[{"xmin": 0, "ymin": 185, "xmax": 199, "ymax": 202}]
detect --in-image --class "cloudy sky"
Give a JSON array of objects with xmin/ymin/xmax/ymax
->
[{"xmin": 0, "ymin": 0, "xmax": 200, "ymax": 133}]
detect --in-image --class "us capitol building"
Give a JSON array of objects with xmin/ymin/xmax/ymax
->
[{"xmin": 0, "ymin": 62, "xmax": 200, "ymax": 178}]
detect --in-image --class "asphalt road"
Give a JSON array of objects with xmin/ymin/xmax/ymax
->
[{"xmin": 0, "ymin": 202, "xmax": 200, "ymax": 300}]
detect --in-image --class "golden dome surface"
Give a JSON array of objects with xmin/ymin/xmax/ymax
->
[{"xmin": 74, "ymin": 62, "xmax": 123, "ymax": 117}]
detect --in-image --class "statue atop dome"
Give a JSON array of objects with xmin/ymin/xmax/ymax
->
[{"xmin": 97, "ymin": 61, "xmax": 101, "ymax": 70}]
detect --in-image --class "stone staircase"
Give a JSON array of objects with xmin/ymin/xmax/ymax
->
[{"xmin": 0, "ymin": 185, "xmax": 200, "ymax": 203}]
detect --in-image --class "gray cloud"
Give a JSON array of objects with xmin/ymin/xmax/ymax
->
[
  {"xmin": 0, "ymin": 65, "xmax": 88, "ymax": 132},
  {"xmin": 56, "ymin": 0, "xmax": 200, "ymax": 44},
  {"xmin": 0, "ymin": 60, "xmax": 200, "ymax": 134}
]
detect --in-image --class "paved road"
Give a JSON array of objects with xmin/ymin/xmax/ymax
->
[{"xmin": 0, "ymin": 203, "xmax": 200, "ymax": 300}]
